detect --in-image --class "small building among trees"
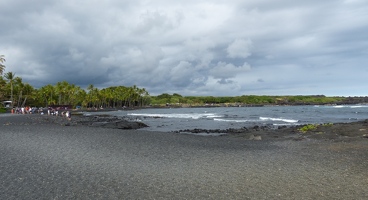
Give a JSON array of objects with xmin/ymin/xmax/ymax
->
[{"xmin": 2, "ymin": 100, "xmax": 12, "ymax": 108}]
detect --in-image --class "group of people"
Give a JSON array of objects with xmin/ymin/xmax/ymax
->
[
  {"xmin": 11, "ymin": 106, "xmax": 39, "ymax": 114},
  {"xmin": 47, "ymin": 107, "xmax": 71, "ymax": 120},
  {"xmin": 11, "ymin": 106, "xmax": 72, "ymax": 120}
]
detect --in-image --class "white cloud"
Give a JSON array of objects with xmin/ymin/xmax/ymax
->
[
  {"xmin": 134, "ymin": 10, "xmax": 178, "ymax": 34},
  {"xmin": 210, "ymin": 62, "xmax": 251, "ymax": 80},
  {"xmin": 227, "ymin": 39, "xmax": 253, "ymax": 58},
  {"xmin": 169, "ymin": 61, "xmax": 194, "ymax": 87}
]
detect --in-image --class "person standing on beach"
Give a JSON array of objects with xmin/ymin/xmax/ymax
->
[{"xmin": 66, "ymin": 111, "xmax": 71, "ymax": 120}]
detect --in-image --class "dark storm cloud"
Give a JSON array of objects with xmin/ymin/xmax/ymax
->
[{"xmin": 1, "ymin": 0, "xmax": 367, "ymax": 96}]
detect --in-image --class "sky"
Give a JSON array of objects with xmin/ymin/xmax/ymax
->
[{"xmin": 1, "ymin": 0, "xmax": 367, "ymax": 96}]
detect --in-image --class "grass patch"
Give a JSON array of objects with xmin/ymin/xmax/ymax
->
[
  {"xmin": 322, "ymin": 122, "xmax": 334, "ymax": 127},
  {"xmin": 298, "ymin": 124, "xmax": 319, "ymax": 133},
  {"xmin": 298, "ymin": 123, "xmax": 334, "ymax": 133}
]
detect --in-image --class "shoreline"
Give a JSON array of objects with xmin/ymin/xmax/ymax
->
[
  {"xmin": 76, "ymin": 112, "xmax": 368, "ymax": 142},
  {"xmin": 2, "ymin": 113, "xmax": 368, "ymax": 142},
  {"xmin": 2, "ymin": 102, "xmax": 367, "ymax": 115}
]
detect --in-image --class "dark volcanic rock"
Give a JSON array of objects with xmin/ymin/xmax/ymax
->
[
  {"xmin": 76, "ymin": 116, "xmax": 148, "ymax": 129},
  {"xmin": 101, "ymin": 120, "xmax": 148, "ymax": 129}
]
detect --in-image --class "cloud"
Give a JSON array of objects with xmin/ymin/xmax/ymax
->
[
  {"xmin": 169, "ymin": 61, "xmax": 195, "ymax": 87},
  {"xmin": 134, "ymin": 10, "xmax": 180, "ymax": 34},
  {"xmin": 210, "ymin": 62, "xmax": 251, "ymax": 80},
  {"xmin": 227, "ymin": 39, "xmax": 253, "ymax": 58},
  {"xmin": 1, "ymin": 0, "xmax": 368, "ymax": 96}
]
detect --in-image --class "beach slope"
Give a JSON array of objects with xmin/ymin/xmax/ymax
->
[{"xmin": 1, "ymin": 114, "xmax": 368, "ymax": 199}]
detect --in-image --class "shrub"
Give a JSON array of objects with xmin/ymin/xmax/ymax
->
[
  {"xmin": 298, "ymin": 124, "xmax": 319, "ymax": 133},
  {"xmin": 298, "ymin": 123, "xmax": 334, "ymax": 133},
  {"xmin": 322, "ymin": 123, "xmax": 334, "ymax": 127}
]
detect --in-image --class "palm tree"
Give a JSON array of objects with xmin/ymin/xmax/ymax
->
[
  {"xmin": 0, "ymin": 55, "xmax": 5, "ymax": 75},
  {"xmin": 138, "ymin": 88, "xmax": 150, "ymax": 107},
  {"xmin": 87, "ymin": 84, "xmax": 94, "ymax": 108},
  {"xmin": 86, "ymin": 84, "xmax": 100, "ymax": 108},
  {"xmin": 18, "ymin": 82, "xmax": 34, "ymax": 107},
  {"xmin": 100, "ymin": 87, "xmax": 114, "ymax": 108},
  {"xmin": 123, "ymin": 87, "xmax": 134, "ymax": 107},
  {"xmin": 0, "ymin": 77, "xmax": 7, "ymax": 100},
  {"xmin": 115, "ymin": 86, "xmax": 128, "ymax": 107},
  {"xmin": 131, "ymin": 85, "xmax": 145, "ymax": 107},
  {"xmin": 37, "ymin": 84, "xmax": 55, "ymax": 106},
  {"xmin": 66, "ymin": 84, "xmax": 77, "ymax": 105},
  {"xmin": 13, "ymin": 77, "xmax": 24, "ymax": 107},
  {"xmin": 4, "ymin": 72, "xmax": 16, "ymax": 106},
  {"xmin": 55, "ymin": 81, "xmax": 71, "ymax": 105},
  {"xmin": 47, "ymin": 84, "xmax": 56, "ymax": 106},
  {"xmin": 75, "ymin": 89, "xmax": 87, "ymax": 107}
]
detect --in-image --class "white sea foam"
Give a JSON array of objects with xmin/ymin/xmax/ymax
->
[
  {"xmin": 333, "ymin": 105, "xmax": 345, "ymax": 108},
  {"xmin": 213, "ymin": 118, "xmax": 258, "ymax": 123},
  {"xmin": 273, "ymin": 123, "xmax": 300, "ymax": 126},
  {"xmin": 259, "ymin": 117, "xmax": 298, "ymax": 123},
  {"xmin": 332, "ymin": 105, "xmax": 368, "ymax": 108},
  {"xmin": 350, "ymin": 105, "xmax": 368, "ymax": 108},
  {"xmin": 127, "ymin": 113, "xmax": 221, "ymax": 119}
]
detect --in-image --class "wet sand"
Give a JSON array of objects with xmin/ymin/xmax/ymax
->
[{"xmin": 1, "ymin": 114, "xmax": 368, "ymax": 199}]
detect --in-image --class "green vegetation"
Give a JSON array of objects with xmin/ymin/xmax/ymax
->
[
  {"xmin": 1, "ymin": 73, "xmax": 149, "ymax": 108},
  {"xmin": 298, "ymin": 124, "xmax": 319, "ymax": 133},
  {"xmin": 0, "ymin": 107, "xmax": 6, "ymax": 113},
  {"xmin": 150, "ymin": 94, "xmax": 352, "ymax": 107},
  {"xmin": 322, "ymin": 123, "xmax": 334, "ymax": 127},
  {"xmin": 298, "ymin": 123, "xmax": 334, "ymax": 133}
]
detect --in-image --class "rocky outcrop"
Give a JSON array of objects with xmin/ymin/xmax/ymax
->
[
  {"xmin": 76, "ymin": 115, "xmax": 148, "ymax": 129},
  {"xmin": 173, "ymin": 125, "xmax": 276, "ymax": 134}
]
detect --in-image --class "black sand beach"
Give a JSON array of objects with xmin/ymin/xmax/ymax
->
[{"xmin": 1, "ymin": 114, "xmax": 368, "ymax": 199}]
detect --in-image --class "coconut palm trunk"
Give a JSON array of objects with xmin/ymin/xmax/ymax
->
[{"xmin": 4, "ymin": 72, "xmax": 15, "ymax": 107}]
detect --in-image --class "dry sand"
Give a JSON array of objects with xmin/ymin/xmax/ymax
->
[{"xmin": 1, "ymin": 114, "xmax": 368, "ymax": 199}]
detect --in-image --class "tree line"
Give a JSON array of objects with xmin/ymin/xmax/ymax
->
[
  {"xmin": 0, "ymin": 77, "xmax": 150, "ymax": 108},
  {"xmin": 1, "ymin": 55, "xmax": 149, "ymax": 108},
  {"xmin": 149, "ymin": 93, "xmax": 355, "ymax": 106}
]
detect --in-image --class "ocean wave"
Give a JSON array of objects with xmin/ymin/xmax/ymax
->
[
  {"xmin": 273, "ymin": 123, "xmax": 300, "ymax": 126},
  {"xmin": 350, "ymin": 105, "xmax": 368, "ymax": 108},
  {"xmin": 259, "ymin": 117, "xmax": 298, "ymax": 123},
  {"xmin": 127, "ymin": 113, "xmax": 221, "ymax": 119},
  {"xmin": 213, "ymin": 118, "xmax": 258, "ymax": 123},
  {"xmin": 332, "ymin": 105, "xmax": 368, "ymax": 108}
]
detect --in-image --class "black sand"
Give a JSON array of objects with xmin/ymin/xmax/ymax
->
[{"xmin": 1, "ymin": 114, "xmax": 368, "ymax": 199}]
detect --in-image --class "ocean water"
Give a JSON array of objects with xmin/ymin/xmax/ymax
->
[{"xmin": 85, "ymin": 105, "xmax": 368, "ymax": 132}]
